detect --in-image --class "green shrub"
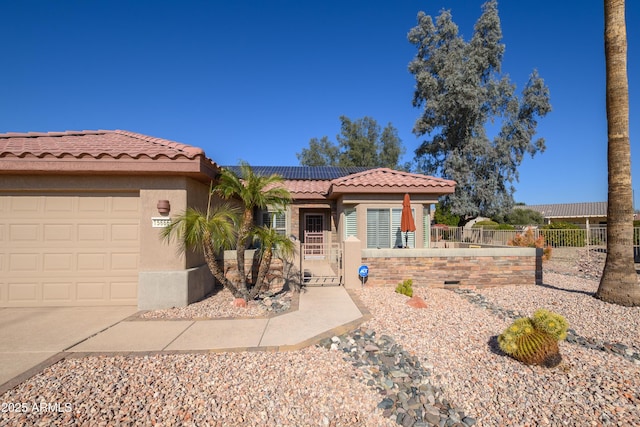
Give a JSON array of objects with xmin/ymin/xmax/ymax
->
[
  {"xmin": 472, "ymin": 220, "xmax": 499, "ymax": 229},
  {"xmin": 395, "ymin": 279, "xmax": 413, "ymax": 297},
  {"xmin": 540, "ymin": 222, "xmax": 585, "ymax": 247},
  {"xmin": 496, "ymin": 223, "xmax": 516, "ymax": 230},
  {"xmin": 434, "ymin": 204, "xmax": 460, "ymax": 227},
  {"xmin": 505, "ymin": 208, "xmax": 544, "ymax": 226},
  {"xmin": 542, "ymin": 221, "xmax": 580, "ymax": 229}
]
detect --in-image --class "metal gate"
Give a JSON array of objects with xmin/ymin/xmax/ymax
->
[{"xmin": 301, "ymin": 242, "xmax": 342, "ymax": 286}]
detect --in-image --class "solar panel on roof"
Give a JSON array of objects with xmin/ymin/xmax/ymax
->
[{"xmin": 221, "ymin": 166, "xmax": 372, "ymax": 180}]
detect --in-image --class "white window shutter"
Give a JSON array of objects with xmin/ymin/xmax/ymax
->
[
  {"xmin": 393, "ymin": 208, "xmax": 416, "ymax": 248},
  {"xmin": 367, "ymin": 209, "xmax": 390, "ymax": 248},
  {"xmin": 392, "ymin": 208, "xmax": 403, "ymax": 248},
  {"xmin": 345, "ymin": 208, "xmax": 357, "ymax": 238}
]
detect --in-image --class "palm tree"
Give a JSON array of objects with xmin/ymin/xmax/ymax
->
[
  {"xmin": 161, "ymin": 202, "xmax": 246, "ymax": 298},
  {"xmin": 214, "ymin": 162, "xmax": 292, "ymax": 298},
  {"xmin": 252, "ymin": 225, "xmax": 296, "ymax": 296},
  {"xmin": 595, "ymin": 0, "xmax": 640, "ymax": 306}
]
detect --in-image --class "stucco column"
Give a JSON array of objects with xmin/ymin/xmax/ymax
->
[{"xmin": 343, "ymin": 236, "xmax": 363, "ymax": 288}]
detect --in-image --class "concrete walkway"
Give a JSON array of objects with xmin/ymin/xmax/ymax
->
[
  {"xmin": 0, "ymin": 306, "xmax": 139, "ymax": 387},
  {"xmin": 1, "ymin": 286, "xmax": 368, "ymax": 393},
  {"xmin": 69, "ymin": 287, "xmax": 365, "ymax": 352}
]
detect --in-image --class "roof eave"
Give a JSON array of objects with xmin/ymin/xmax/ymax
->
[
  {"xmin": 0, "ymin": 156, "xmax": 220, "ymax": 183},
  {"xmin": 289, "ymin": 192, "xmax": 328, "ymax": 200},
  {"xmin": 328, "ymin": 185, "xmax": 455, "ymax": 198}
]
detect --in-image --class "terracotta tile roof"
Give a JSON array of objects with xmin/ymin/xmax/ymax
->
[
  {"xmin": 521, "ymin": 202, "xmax": 607, "ymax": 218},
  {"xmin": 0, "ymin": 129, "xmax": 204, "ymax": 160},
  {"xmin": 0, "ymin": 130, "xmax": 219, "ymax": 180},
  {"xmin": 224, "ymin": 166, "xmax": 456, "ymax": 199},
  {"xmin": 329, "ymin": 168, "xmax": 456, "ymax": 196},
  {"xmin": 283, "ymin": 180, "xmax": 331, "ymax": 198}
]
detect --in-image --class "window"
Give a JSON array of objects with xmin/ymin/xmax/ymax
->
[
  {"xmin": 367, "ymin": 208, "xmax": 416, "ymax": 248},
  {"xmin": 367, "ymin": 209, "xmax": 390, "ymax": 248},
  {"xmin": 392, "ymin": 208, "xmax": 415, "ymax": 248},
  {"xmin": 344, "ymin": 208, "xmax": 357, "ymax": 238},
  {"xmin": 423, "ymin": 209, "xmax": 431, "ymax": 248},
  {"xmin": 261, "ymin": 211, "xmax": 286, "ymax": 235}
]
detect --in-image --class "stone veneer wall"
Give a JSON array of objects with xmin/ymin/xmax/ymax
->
[
  {"xmin": 222, "ymin": 250, "xmax": 288, "ymax": 287},
  {"xmin": 360, "ymin": 247, "xmax": 542, "ymax": 288}
]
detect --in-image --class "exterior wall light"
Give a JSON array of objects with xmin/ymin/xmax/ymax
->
[{"xmin": 157, "ymin": 200, "xmax": 171, "ymax": 215}]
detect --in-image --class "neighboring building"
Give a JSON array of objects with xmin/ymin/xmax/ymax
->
[
  {"xmin": 1, "ymin": 131, "xmax": 455, "ymax": 308},
  {"xmin": 519, "ymin": 202, "xmax": 608, "ymax": 227}
]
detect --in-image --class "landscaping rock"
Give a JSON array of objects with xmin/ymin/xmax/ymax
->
[
  {"xmin": 406, "ymin": 296, "xmax": 428, "ymax": 309},
  {"xmin": 232, "ymin": 298, "xmax": 247, "ymax": 308}
]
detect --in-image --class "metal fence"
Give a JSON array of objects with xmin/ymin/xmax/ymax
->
[{"xmin": 431, "ymin": 225, "xmax": 639, "ymax": 248}]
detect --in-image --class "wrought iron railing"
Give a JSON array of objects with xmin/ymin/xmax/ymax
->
[{"xmin": 431, "ymin": 225, "xmax": 638, "ymax": 249}]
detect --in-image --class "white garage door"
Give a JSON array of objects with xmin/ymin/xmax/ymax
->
[{"xmin": 0, "ymin": 193, "xmax": 140, "ymax": 307}]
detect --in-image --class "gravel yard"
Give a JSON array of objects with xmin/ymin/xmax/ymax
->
[
  {"xmin": 2, "ymin": 252, "xmax": 640, "ymax": 426},
  {"xmin": 356, "ymin": 275, "xmax": 640, "ymax": 426}
]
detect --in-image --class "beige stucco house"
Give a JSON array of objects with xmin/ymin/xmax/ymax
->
[
  {"xmin": 0, "ymin": 130, "xmax": 218, "ymax": 309},
  {"xmin": 226, "ymin": 166, "xmax": 456, "ymax": 251},
  {"xmin": 1, "ymin": 130, "xmax": 455, "ymax": 309}
]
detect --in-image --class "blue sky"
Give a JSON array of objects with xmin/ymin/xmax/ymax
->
[{"xmin": 1, "ymin": 1, "xmax": 638, "ymax": 207}]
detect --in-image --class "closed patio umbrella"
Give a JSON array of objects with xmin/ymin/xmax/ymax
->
[{"xmin": 401, "ymin": 193, "xmax": 416, "ymax": 248}]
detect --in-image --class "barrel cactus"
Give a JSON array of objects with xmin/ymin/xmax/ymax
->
[
  {"xmin": 498, "ymin": 310, "xmax": 568, "ymax": 368},
  {"xmin": 531, "ymin": 309, "xmax": 569, "ymax": 340}
]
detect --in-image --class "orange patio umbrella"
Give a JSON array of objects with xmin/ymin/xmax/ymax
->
[{"xmin": 401, "ymin": 193, "xmax": 416, "ymax": 248}]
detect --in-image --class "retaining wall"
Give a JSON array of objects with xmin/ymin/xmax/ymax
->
[{"xmin": 359, "ymin": 247, "xmax": 542, "ymax": 288}]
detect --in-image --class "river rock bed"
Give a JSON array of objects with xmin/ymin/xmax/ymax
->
[{"xmin": 319, "ymin": 329, "xmax": 475, "ymax": 427}]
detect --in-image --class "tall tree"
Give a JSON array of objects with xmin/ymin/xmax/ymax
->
[
  {"xmin": 296, "ymin": 115, "xmax": 405, "ymax": 169},
  {"xmin": 595, "ymin": 0, "xmax": 640, "ymax": 306},
  {"xmin": 408, "ymin": 0, "xmax": 551, "ymax": 219},
  {"xmin": 295, "ymin": 136, "xmax": 339, "ymax": 166},
  {"xmin": 337, "ymin": 116, "xmax": 381, "ymax": 167},
  {"xmin": 214, "ymin": 162, "xmax": 292, "ymax": 299},
  {"xmin": 379, "ymin": 124, "xmax": 405, "ymax": 169}
]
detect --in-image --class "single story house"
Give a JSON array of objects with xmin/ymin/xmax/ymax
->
[
  {"xmin": 224, "ymin": 166, "xmax": 456, "ymax": 251},
  {"xmin": 519, "ymin": 202, "xmax": 608, "ymax": 227},
  {"xmin": 1, "ymin": 130, "xmax": 455, "ymax": 308}
]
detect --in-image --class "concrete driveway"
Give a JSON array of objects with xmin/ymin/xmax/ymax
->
[{"xmin": 0, "ymin": 306, "xmax": 138, "ymax": 389}]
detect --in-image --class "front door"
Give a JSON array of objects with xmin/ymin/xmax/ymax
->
[{"xmin": 304, "ymin": 214, "xmax": 324, "ymax": 257}]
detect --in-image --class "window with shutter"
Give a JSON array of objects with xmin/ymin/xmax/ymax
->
[
  {"xmin": 423, "ymin": 209, "xmax": 431, "ymax": 248},
  {"xmin": 367, "ymin": 209, "xmax": 390, "ymax": 248},
  {"xmin": 344, "ymin": 208, "xmax": 357, "ymax": 238},
  {"xmin": 262, "ymin": 211, "xmax": 287, "ymax": 235},
  {"xmin": 392, "ymin": 208, "xmax": 415, "ymax": 248}
]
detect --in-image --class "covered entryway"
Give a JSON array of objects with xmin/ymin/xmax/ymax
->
[
  {"xmin": 0, "ymin": 193, "xmax": 140, "ymax": 307},
  {"xmin": 303, "ymin": 213, "xmax": 325, "ymax": 258},
  {"xmin": 300, "ymin": 212, "xmax": 342, "ymax": 285}
]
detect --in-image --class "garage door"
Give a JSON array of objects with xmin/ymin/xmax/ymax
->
[{"xmin": 0, "ymin": 193, "xmax": 140, "ymax": 307}]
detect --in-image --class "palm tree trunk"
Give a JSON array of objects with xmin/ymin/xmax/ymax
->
[
  {"xmin": 595, "ymin": 0, "xmax": 640, "ymax": 306},
  {"xmin": 235, "ymin": 210, "xmax": 254, "ymax": 296},
  {"xmin": 203, "ymin": 236, "xmax": 246, "ymax": 299},
  {"xmin": 251, "ymin": 250, "xmax": 273, "ymax": 298}
]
